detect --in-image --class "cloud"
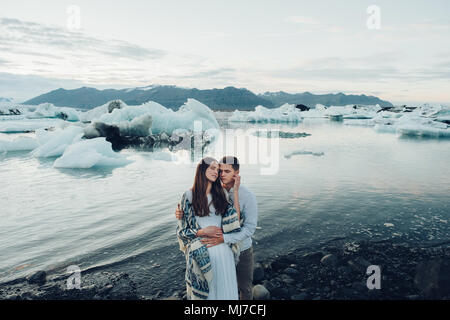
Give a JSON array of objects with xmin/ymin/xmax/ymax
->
[
  {"xmin": 285, "ymin": 15, "xmax": 345, "ymax": 33},
  {"xmin": 180, "ymin": 68, "xmax": 236, "ymax": 79},
  {"xmin": 0, "ymin": 17, "xmax": 165, "ymax": 60},
  {"xmin": 286, "ymin": 16, "xmax": 320, "ymax": 25},
  {"xmin": 0, "ymin": 17, "xmax": 220, "ymax": 91}
]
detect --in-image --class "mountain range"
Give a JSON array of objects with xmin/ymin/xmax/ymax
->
[
  {"xmin": 0, "ymin": 97, "xmax": 13, "ymax": 103},
  {"xmin": 23, "ymin": 85, "xmax": 393, "ymax": 110}
]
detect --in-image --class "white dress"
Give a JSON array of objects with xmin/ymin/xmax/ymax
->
[{"xmin": 195, "ymin": 193, "xmax": 239, "ymax": 300}]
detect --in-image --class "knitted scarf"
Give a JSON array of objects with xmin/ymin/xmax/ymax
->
[{"xmin": 176, "ymin": 190, "xmax": 241, "ymax": 300}]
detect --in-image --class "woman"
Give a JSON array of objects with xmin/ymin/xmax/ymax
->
[{"xmin": 176, "ymin": 157, "xmax": 241, "ymax": 300}]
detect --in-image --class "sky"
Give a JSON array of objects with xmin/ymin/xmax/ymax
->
[{"xmin": 0, "ymin": 0, "xmax": 449, "ymax": 105}]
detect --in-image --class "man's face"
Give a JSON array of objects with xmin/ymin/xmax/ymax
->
[{"xmin": 219, "ymin": 163, "xmax": 238, "ymax": 185}]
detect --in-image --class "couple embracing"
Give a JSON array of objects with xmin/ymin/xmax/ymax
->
[{"xmin": 175, "ymin": 156, "xmax": 258, "ymax": 300}]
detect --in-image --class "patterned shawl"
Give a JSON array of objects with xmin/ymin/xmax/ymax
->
[{"xmin": 176, "ymin": 190, "xmax": 241, "ymax": 300}]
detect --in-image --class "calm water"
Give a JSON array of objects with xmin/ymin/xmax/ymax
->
[{"xmin": 1, "ymin": 113, "xmax": 449, "ymax": 283}]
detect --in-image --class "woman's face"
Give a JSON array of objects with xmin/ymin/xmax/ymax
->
[{"xmin": 205, "ymin": 161, "xmax": 219, "ymax": 183}]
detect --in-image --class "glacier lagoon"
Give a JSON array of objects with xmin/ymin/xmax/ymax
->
[{"xmin": 0, "ymin": 106, "xmax": 449, "ymax": 293}]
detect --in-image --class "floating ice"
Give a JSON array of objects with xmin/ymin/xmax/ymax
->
[
  {"xmin": 32, "ymin": 126, "xmax": 85, "ymax": 157},
  {"xmin": 53, "ymin": 137, "xmax": 132, "ymax": 169},
  {"xmin": 229, "ymin": 104, "xmax": 303, "ymax": 123},
  {"xmin": 395, "ymin": 112, "xmax": 449, "ymax": 138},
  {"xmin": 26, "ymin": 103, "xmax": 80, "ymax": 121},
  {"xmin": 148, "ymin": 150, "xmax": 178, "ymax": 161},
  {"xmin": 0, "ymin": 136, "xmax": 39, "ymax": 152},
  {"xmin": 384, "ymin": 223, "xmax": 394, "ymax": 227},
  {"xmin": 252, "ymin": 131, "xmax": 311, "ymax": 138},
  {"xmin": 284, "ymin": 150, "xmax": 324, "ymax": 158},
  {"xmin": 0, "ymin": 119, "xmax": 64, "ymax": 133},
  {"xmin": 83, "ymin": 99, "xmax": 219, "ymax": 135}
]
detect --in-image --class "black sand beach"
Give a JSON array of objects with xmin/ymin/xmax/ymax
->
[{"xmin": 1, "ymin": 237, "xmax": 448, "ymax": 300}]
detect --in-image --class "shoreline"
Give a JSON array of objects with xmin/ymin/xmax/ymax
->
[{"xmin": 0, "ymin": 238, "xmax": 448, "ymax": 300}]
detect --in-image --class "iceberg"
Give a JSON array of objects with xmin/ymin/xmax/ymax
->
[
  {"xmin": 339, "ymin": 104, "xmax": 450, "ymax": 138},
  {"xmin": 53, "ymin": 137, "xmax": 132, "ymax": 169},
  {"xmin": 229, "ymin": 103, "xmax": 303, "ymax": 123},
  {"xmin": 81, "ymin": 98, "xmax": 219, "ymax": 135},
  {"xmin": 394, "ymin": 111, "xmax": 449, "ymax": 138},
  {"xmin": 32, "ymin": 126, "xmax": 85, "ymax": 157},
  {"xmin": 78, "ymin": 100, "xmax": 123, "ymax": 123},
  {"xmin": 26, "ymin": 103, "xmax": 80, "ymax": 121},
  {"xmin": 0, "ymin": 136, "xmax": 39, "ymax": 152}
]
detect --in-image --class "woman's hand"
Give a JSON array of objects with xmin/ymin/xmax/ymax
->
[
  {"xmin": 200, "ymin": 234, "xmax": 224, "ymax": 248},
  {"xmin": 175, "ymin": 203, "xmax": 183, "ymax": 220},
  {"xmin": 197, "ymin": 226, "xmax": 222, "ymax": 238}
]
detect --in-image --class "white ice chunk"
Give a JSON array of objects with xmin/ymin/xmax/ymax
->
[
  {"xmin": 87, "ymin": 98, "xmax": 219, "ymax": 135},
  {"xmin": 26, "ymin": 103, "xmax": 80, "ymax": 121},
  {"xmin": 284, "ymin": 150, "xmax": 324, "ymax": 158},
  {"xmin": 395, "ymin": 112, "xmax": 449, "ymax": 138},
  {"xmin": 32, "ymin": 126, "xmax": 85, "ymax": 157},
  {"xmin": 0, "ymin": 119, "xmax": 65, "ymax": 133},
  {"xmin": 229, "ymin": 103, "xmax": 303, "ymax": 123},
  {"xmin": 0, "ymin": 136, "xmax": 39, "ymax": 152},
  {"xmin": 53, "ymin": 137, "xmax": 132, "ymax": 169}
]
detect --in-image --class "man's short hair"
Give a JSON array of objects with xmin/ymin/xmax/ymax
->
[{"xmin": 220, "ymin": 156, "xmax": 240, "ymax": 171}]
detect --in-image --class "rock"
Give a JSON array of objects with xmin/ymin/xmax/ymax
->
[
  {"xmin": 270, "ymin": 260, "xmax": 289, "ymax": 272},
  {"xmin": 108, "ymin": 100, "xmax": 123, "ymax": 113},
  {"xmin": 321, "ymin": 254, "xmax": 339, "ymax": 267},
  {"xmin": 302, "ymin": 251, "xmax": 323, "ymax": 261},
  {"xmin": 280, "ymin": 274, "xmax": 295, "ymax": 286},
  {"xmin": 262, "ymin": 262, "xmax": 272, "ymax": 274},
  {"xmin": 291, "ymin": 292, "xmax": 308, "ymax": 300},
  {"xmin": 295, "ymin": 104, "xmax": 310, "ymax": 112},
  {"xmin": 107, "ymin": 275, "xmax": 138, "ymax": 299},
  {"xmin": 27, "ymin": 271, "xmax": 47, "ymax": 285},
  {"xmin": 347, "ymin": 257, "xmax": 371, "ymax": 273},
  {"xmin": 271, "ymin": 286, "xmax": 289, "ymax": 299},
  {"xmin": 98, "ymin": 284, "xmax": 113, "ymax": 295},
  {"xmin": 414, "ymin": 258, "xmax": 450, "ymax": 298},
  {"xmin": 160, "ymin": 132, "xmax": 169, "ymax": 142},
  {"xmin": 9, "ymin": 108, "xmax": 21, "ymax": 115},
  {"xmin": 261, "ymin": 280, "xmax": 275, "ymax": 292},
  {"xmin": 351, "ymin": 282, "xmax": 368, "ymax": 293},
  {"xmin": 253, "ymin": 263, "xmax": 265, "ymax": 283},
  {"xmin": 252, "ymin": 285, "xmax": 270, "ymax": 300},
  {"xmin": 283, "ymin": 267, "xmax": 301, "ymax": 278}
]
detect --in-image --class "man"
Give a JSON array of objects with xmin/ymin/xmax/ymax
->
[{"xmin": 175, "ymin": 156, "xmax": 258, "ymax": 300}]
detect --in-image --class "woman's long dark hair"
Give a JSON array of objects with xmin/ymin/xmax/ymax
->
[{"xmin": 192, "ymin": 157, "xmax": 228, "ymax": 217}]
